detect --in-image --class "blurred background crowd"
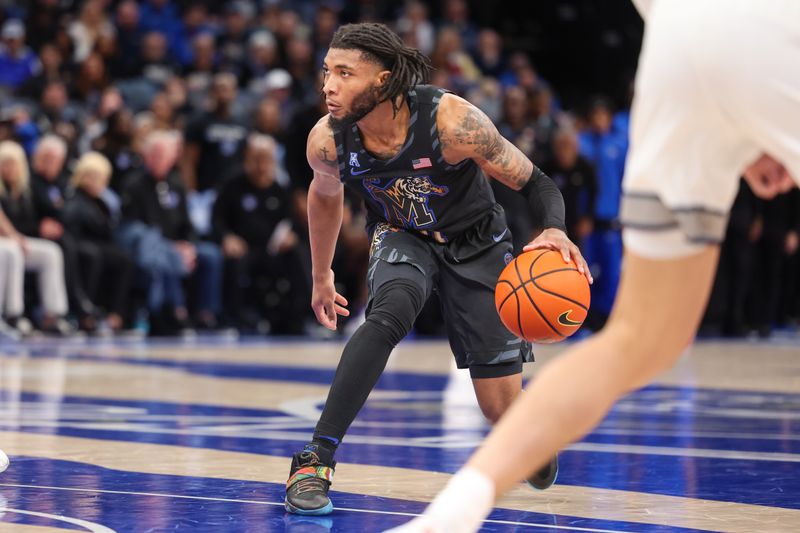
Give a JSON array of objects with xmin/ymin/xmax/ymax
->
[{"xmin": 0, "ymin": 0, "xmax": 797, "ymax": 340}]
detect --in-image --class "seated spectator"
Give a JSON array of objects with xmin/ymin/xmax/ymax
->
[
  {"xmin": 63, "ymin": 152, "xmax": 134, "ymax": 334},
  {"xmin": 0, "ymin": 19, "xmax": 40, "ymax": 94},
  {"xmin": 213, "ymin": 134, "xmax": 309, "ymax": 333},
  {"xmin": 0, "ymin": 211, "xmax": 25, "ymax": 340},
  {"xmin": 0, "ymin": 141, "xmax": 73, "ymax": 336},
  {"xmin": 28, "ymin": 135, "xmax": 99, "ymax": 330},
  {"xmin": 30, "ymin": 134, "xmax": 70, "ymax": 213},
  {"xmin": 120, "ymin": 130, "xmax": 223, "ymax": 334}
]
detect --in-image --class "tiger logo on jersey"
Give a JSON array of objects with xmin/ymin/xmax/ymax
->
[
  {"xmin": 369, "ymin": 222, "xmax": 402, "ymax": 257},
  {"xmin": 363, "ymin": 176, "xmax": 449, "ymax": 229}
]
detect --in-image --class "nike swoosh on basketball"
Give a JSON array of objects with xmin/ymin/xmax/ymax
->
[
  {"xmin": 492, "ymin": 228, "xmax": 509, "ymax": 242},
  {"xmin": 558, "ymin": 310, "xmax": 582, "ymax": 327},
  {"xmin": 351, "ymin": 168, "xmax": 372, "ymax": 176}
]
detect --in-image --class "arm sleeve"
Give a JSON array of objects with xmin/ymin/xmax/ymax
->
[{"xmin": 518, "ymin": 166, "xmax": 567, "ymax": 232}]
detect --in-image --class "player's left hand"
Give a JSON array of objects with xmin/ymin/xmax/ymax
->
[{"xmin": 523, "ymin": 228, "xmax": 593, "ymax": 284}]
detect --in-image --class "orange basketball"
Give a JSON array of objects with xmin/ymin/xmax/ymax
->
[{"xmin": 495, "ymin": 249, "xmax": 590, "ymax": 343}]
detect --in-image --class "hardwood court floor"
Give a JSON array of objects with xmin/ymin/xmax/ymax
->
[{"xmin": 1, "ymin": 335, "xmax": 799, "ymax": 532}]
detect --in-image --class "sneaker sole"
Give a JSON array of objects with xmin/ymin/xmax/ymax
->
[
  {"xmin": 284, "ymin": 498, "xmax": 333, "ymax": 515},
  {"xmin": 525, "ymin": 458, "xmax": 559, "ymax": 491}
]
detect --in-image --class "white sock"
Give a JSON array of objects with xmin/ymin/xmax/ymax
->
[{"xmin": 423, "ymin": 467, "xmax": 496, "ymax": 533}]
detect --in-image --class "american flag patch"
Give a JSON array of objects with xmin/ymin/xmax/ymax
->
[{"xmin": 412, "ymin": 157, "xmax": 432, "ymax": 169}]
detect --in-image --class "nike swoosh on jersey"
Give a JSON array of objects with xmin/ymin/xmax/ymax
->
[
  {"xmin": 558, "ymin": 310, "xmax": 582, "ymax": 327},
  {"xmin": 351, "ymin": 168, "xmax": 372, "ymax": 176},
  {"xmin": 492, "ymin": 228, "xmax": 509, "ymax": 242}
]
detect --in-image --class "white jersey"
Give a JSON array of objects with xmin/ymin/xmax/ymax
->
[
  {"xmin": 630, "ymin": 0, "xmax": 654, "ymax": 20},
  {"xmin": 621, "ymin": 0, "xmax": 800, "ymax": 258}
]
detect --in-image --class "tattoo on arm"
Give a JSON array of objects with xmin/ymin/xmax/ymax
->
[
  {"xmin": 318, "ymin": 146, "xmax": 338, "ymax": 168},
  {"xmin": 440, "ymin": 105, "xmax": 533, "ymax": 189}
]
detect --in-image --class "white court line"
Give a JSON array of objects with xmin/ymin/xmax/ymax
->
[
  {"xmin": 567, "ymin": 442, "xmax": 800, "ymax": 463},
  {"xmin": 0, "ymin": 507, "xmax": 116, "ymax": 533},
  {"xmin": 5, "ymin": 419, "xmax": 800, "ymax": 464},
  {"xmin": 0, "ymin": 483, "xmax": 629, "ymax": 533}
]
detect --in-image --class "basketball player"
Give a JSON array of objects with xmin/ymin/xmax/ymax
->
[
  {"xmin": 284, "ymin": 23, "xmax": 591, "ymax": 515},
  {"xmin": 387, "ymin": 0, "xmax": 800, "ymax": 530}
]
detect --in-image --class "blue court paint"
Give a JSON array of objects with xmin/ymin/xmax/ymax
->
[
  {"xmin": 0, "ymin": 458, "xmax": 714, "ymax": 532},
  {"xmin": 2, "ymin": 340, "xmax": 800, "ymax": 530},
  {"xmin": 2, "ymin": 388, "xmax": 799, "ymax": 510},
  {"xmin": 8, "ymin": 350, "xmax": 451, "ymax": 390}
]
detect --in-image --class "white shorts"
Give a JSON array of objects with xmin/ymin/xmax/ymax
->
[{"xmin": 621, "ymin": 0, "xmax": 800, "ymax": 259}]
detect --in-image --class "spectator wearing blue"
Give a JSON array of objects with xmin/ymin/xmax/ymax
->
[
  {"xmin": 139, "ymin": 0, "xmax": 190, "ymax": 67},
  {"xmin": 578, "ymin": 97, "xmax": 627, "ymax": 327},
  {"xmin": 0, "ymin": 19, "xmax": 41, "ymax": 93},
  {"xmin": 178, "ymin": 4, "xmax": 216, "ymax": 68}
]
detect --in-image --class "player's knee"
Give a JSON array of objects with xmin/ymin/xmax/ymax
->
[
  {"xmin": 365, "ymin": 279, "xmax": 425, "ymax": 345},
  {"xmin": 478, "ymin": 400, "xmax": 508, "ymax": 424},
  {"xmin": 602, "ymin": 320, "xmax": 687, "ymax": 386}
]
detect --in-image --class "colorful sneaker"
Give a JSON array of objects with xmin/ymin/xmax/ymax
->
[
  {"xmin": 526, "ymin": 454, "xmax": 558, "ymax": 490},
  {"xmin": 285, "ymin": 447, "xmax": 336, "ymax": 515}
]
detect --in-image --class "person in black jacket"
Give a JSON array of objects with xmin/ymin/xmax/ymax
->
[
  {"xmin": 121, "ymin": 130, "xmax": 223, "ymax": 333},
  {"xmin": 0, "ymin": 140, "xmax": 73, "ymax": 336},
  {"xmin": 538, "ymin": 127, "xmax": 598, "ymax": 249},
  {"xmin": 213, "ymin": 133, "xmax": 309, "ymax": 332},
  {"xmin": 30, "ymin": 134, "xmax": 99, "ymax": 328},
  {"xmin": 62, "ymin": 152, "xmax": 134, "ymax": 333}
]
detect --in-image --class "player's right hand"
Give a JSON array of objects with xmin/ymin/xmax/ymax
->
[{"xmin": 311, "ymin": 269, "xmax": 350, "ymax": 330}]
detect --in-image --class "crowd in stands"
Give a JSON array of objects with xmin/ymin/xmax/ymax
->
[{"xmin": 0, "ymin": 0, "xmax": 797, "ymax": 340}]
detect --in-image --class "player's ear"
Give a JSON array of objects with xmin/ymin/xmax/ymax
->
[{"xmin": 377, "ymin": 70, "xmax": 391, "ymax": 87}]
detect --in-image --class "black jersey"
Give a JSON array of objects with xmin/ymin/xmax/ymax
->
[{"xmin": 332, "ymin": 85, "xmax": 496, "ymax": 241}]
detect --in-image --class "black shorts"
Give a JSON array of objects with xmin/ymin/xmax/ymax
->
[{"xmin": 366, "ymin": 204, "xmax": 533, "ymax": 378}]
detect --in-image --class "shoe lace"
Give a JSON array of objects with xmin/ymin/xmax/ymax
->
[
  {"xmin": 291, "ymin": 452, "xmax": 329, "ymax": 495},
  {"xmin": 293, "ymin": 476, "xmax": 327, "ymax": 495}
]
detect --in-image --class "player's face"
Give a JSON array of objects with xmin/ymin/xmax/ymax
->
[{"xmin": 322, "ymin": 48, "xmax": 389, "ymax": 129}]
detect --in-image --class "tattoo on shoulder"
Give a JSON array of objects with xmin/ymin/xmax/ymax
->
[
  {"xmin": 318, "ymin": 145, "xmax": 338, "ymax": 168},
  {"xmin": 316, "ymin": 128, "xmax": 338, "ymax": 168},
  {"xmin": 441, "ymin": 106, "xmax": 505, "ymax": 160},
  {"xmin": 441, "ymin": 105, "xmax": 532, "ymax": 187}
]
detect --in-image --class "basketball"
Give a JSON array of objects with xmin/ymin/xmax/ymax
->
[{"xmin": 495, "ymin": 249, "xmax": 591, "ymax": 343}]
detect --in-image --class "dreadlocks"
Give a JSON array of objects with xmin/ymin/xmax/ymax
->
[{"xmin": 329, "ymin": 23, "xmax": 433, "ymax": 117}]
